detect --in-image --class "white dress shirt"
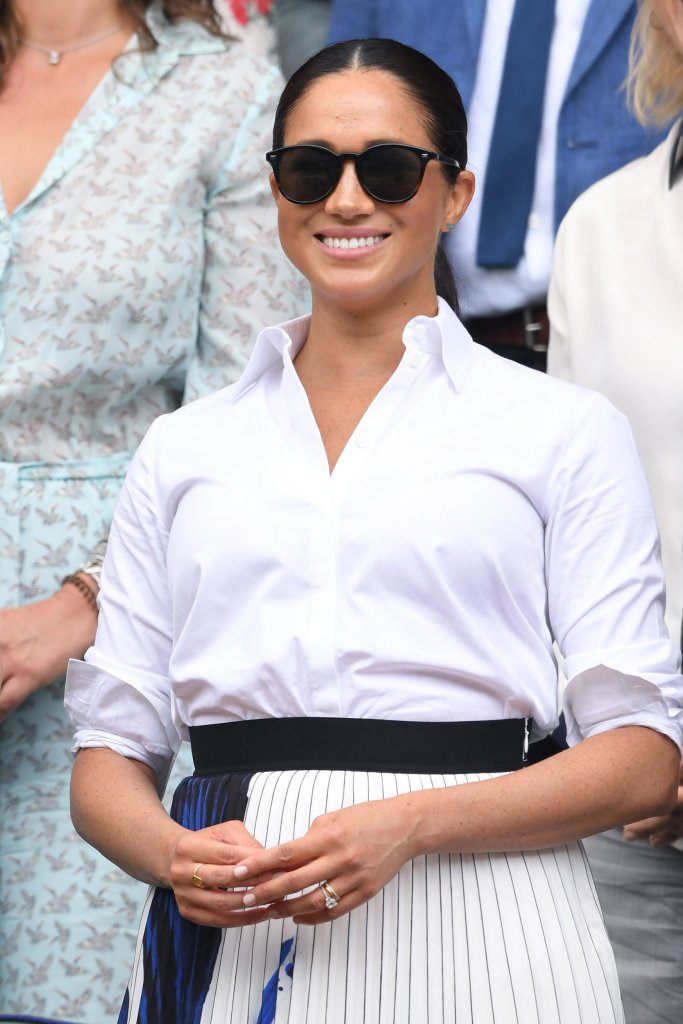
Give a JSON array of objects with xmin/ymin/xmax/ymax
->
[
  {"xmin": 66, "ymin": 301, "xmax": 683, "ymax": 781},
  {"xmin": 447, "ymin": 0, "xmax": 592, "ymax": 316}
]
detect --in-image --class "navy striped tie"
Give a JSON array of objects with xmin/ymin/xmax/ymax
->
[{"xmin": 476, "ymin": 0, "xmax": 556, "ymax": 269}]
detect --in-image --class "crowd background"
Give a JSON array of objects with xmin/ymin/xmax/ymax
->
[{"xmin": 0, "ymin": 0, "xmax": 680, "ymax": 1021}]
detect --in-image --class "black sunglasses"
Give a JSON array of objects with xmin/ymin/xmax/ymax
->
[{"xmin": 266, "ymin": 143, "xmax": 460, "ymax": 205}]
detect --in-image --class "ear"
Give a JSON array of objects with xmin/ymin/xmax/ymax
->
[
  {"xmin": 442, "ymin": 170, "xmax": 475, "ymax": 232},
  {"xmin": 269, "ymin": 172, "xmax": 280, "ymax": 203}
]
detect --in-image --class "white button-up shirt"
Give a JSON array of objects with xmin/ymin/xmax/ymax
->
[{"xmin": 66, "ymin": 301, "xmax": 683, "ymax": 779}]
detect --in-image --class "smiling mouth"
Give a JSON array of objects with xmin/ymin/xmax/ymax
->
[{"xmin": 317, "ymin": 234, "xmax": 388, "ymax": 250}]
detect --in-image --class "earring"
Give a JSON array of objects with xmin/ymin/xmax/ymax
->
[{"xmin": 443, "ymin": 223, "xmax": 456, "ymax": 232}]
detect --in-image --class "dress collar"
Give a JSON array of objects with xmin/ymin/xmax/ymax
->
[
  {"xmin": 229, "ymin": 299, "xmax": 476, "ymax": 404},
  {"xmin": 116, "ymin": 3, "xmax": 228, "ymax": 94}
]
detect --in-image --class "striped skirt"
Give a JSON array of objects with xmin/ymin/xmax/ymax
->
[{"xmin": 118, "ymin": 767, "xmax": 624, "ymax": 1024}]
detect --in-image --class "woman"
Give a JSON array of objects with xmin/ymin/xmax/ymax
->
[
  {"xmin": 67, "ymin": 39, "xmax": 682, "ymax": 1023},
  {"xmin": 0, "ymin": 0, "xmax": 305, "ymax": 1019},
  {"xmin": 547, "ymin": 2, "xmax": 683, "ymax": 1020}
]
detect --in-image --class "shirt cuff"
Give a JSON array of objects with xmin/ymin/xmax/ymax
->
[
  {"xmin": 562, "ymin": 661, "xmax": 683, "ymax": 749},
  {"xmin": 65, "ymin": 658, "xmax": 181, "ymax": 781},
  {"xmin": 70, "ymin": 729, "xmax": 174, "ymax": 792}
]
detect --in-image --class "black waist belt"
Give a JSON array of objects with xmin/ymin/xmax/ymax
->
[{"xmin": 189, "ymin": 717, "xmax": 535, "ymax": 776}]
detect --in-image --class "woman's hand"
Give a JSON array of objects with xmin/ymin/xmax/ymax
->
[
  {"xmin": 623, "ymin": 760, "xmax": 683, "ymax": 846},
  {"xmin": 232, "ymin": 796, "xmax": 421, "ymax": 926},
  {"xmin": 168, "ymin": 819, "xmax": 281, "ymax": 928},
  {"xmin": 0, "ymin": 583, "xmax": 97, "ymax": 720}
]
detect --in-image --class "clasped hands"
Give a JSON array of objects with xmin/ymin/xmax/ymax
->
[{"xmin": 170, "ymin": 796, "xmax": 418, "ymax": 929}]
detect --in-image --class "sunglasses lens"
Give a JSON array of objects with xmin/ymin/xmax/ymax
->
[
  {"xmin": 359, "ymin": 146, "xmax": 423, "ymax": 202},
  {"xmin": 276, "ymin": 148, "xmax": 338, "ymax": 203}
]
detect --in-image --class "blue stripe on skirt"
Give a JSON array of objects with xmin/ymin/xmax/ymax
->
[{"xmin": 118, "ymin": 773, "xmax": 253, "ymax": 1024}]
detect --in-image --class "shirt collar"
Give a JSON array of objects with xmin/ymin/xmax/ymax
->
[
  {"xmin": 668, "ymin": 117, "xmax": 683, "ymax": 190},
  {"xmin": 116, "ymin": 3, "xmax": 227, "ymax": 93},
  {"xmin": 229, "ymin": 298, "xmax": 475, "ymax": 404}
]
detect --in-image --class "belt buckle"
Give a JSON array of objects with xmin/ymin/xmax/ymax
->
[{"xmin": 523, "ymin": 307, "xmax": 547, "ymax": 352}]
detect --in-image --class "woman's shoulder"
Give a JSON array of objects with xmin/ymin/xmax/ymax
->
[
  {"xmin": 470, "ymin": 343, "xmax": 630, "ymax": 448},
  {"xmin": 151, "ymin": 10, "xmax": 282, "ymax": 94}
]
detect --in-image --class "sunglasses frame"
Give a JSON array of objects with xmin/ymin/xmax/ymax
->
[{"xmin": 265, "ymin": 143, "xmax": 460, "ymax": 205}]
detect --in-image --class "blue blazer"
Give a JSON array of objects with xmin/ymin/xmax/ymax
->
[{"xmin": 328, "ymin": 0, "xmax": 665, "ymax": 229}]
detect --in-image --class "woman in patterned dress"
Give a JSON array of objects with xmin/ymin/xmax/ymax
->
[
  {"xmin": 0, "ymin": 1, "xmax": 305, "ymax": 1019},
  {"xmin": 67, "ymin": 39, "xmax": 682, "ymax": 1024}
]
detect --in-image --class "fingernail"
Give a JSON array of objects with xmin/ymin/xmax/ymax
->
[
  {"xmin": 242, "ymin": 892, "xmax": 256, "ymax": 907},
  {"xmin": 623, "ymin": 830, "xmax": 636, "ymax": 841},
  {"xmin": 234, "ymin": 865, "xmax": 248, "ymax": 879}
]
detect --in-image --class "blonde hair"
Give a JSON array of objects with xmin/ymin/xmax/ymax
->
[{"xmin": 626, "ymin": 0, "xmax": 683, "ymax": 125}]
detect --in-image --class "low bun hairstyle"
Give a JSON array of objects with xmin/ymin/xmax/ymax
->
[{"xmin": 271, "ymin": 38, "xmax": 468, "ymax": 315}]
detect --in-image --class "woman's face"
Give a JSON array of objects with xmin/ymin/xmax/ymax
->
[
  {"xmin": 271, "ymin": 69, "xmax": 474, "ymax": 316},
  {"xmin": 651, "ymin": 0, "xmax": 683, "ymax": 55}
]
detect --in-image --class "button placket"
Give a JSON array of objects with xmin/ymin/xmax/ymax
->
[{"xmin": 304, "ymin": 488, "xmax": 341, "ymax": 715}]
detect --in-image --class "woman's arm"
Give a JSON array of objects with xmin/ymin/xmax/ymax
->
[
  {"xmin": 225, "ymin": 725, "xmax": 679, "ymax": 925},
  {"xmin": 70, "ymin": 747, "xmax": 275, "ymax": 928}
]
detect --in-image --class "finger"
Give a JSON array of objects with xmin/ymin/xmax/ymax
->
[
  {"xmin": 649, "ymin": 829, "xmax": 682, "ymax": 846},
  {"xmin": 623, "ymin": 816, "xmax": 669, "ymax": 841},
  {"xmin": 204, "ymin": 820, "xmax": 264, "ymax": 849},
  {"xmin": 234, "ymin": 836, "xmax": 318, "ymax": 883},
  {"xmin": 240, "ymin": 859, "xmax": 333, "ymax": 908},
  {"xmin": 172, "ymin": 846, "xmax": 268, "ymax": 892},
  {"xmin": 175, "ymin": 832, "xmax": 264, "ymax": 870},
  {"xmin": 266, "ymin": 881, "xmax": 352, "ymax": 923},
  {"xmin": 178, "ymin": 903, "xmax": 274, "ymax": 929},
  {"xmin": 0, "ymin": 674, "xmax": 33, "ymax": 720}
]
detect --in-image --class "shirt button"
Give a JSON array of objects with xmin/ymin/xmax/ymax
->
[
  {"xmin": 411, "ymin": 324, "xmax": 427, "ymax": 341},
  {"xmin": 408, "ymin": 352, "xmax": 421, "ymax": 368},
  {"xmin": 528, "ymin": 212, "xmax": 541, "ymax": 229}
]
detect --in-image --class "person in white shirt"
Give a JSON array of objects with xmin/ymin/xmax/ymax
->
[
  {"xmin": 67, "ymin": 37, "xmax": 681, "ymax": 1024},
  {"xmin": 548, "ymin": 3, "xmax": 683, "ymax": 1020}
]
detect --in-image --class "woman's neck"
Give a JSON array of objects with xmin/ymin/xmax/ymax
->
[
  {"xmin": 295, "ymin": 294, "xmax": 439, "ymax": 384},
  {"xmin": 13, "ymin": 0, "xmax": 129, "ymax": 50}
]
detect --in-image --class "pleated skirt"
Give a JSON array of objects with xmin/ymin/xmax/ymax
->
[{"xmin": 118, "ymin": 769, "xmax": 624, "ymax": 1024}]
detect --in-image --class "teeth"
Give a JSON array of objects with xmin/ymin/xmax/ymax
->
[{"xmin": 321, "ymin": 235, "xmax": 385, "ymax": 249}]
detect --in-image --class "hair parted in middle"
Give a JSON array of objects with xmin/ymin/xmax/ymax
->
[{"xmin": 271, "ymin": 37, "xmax": 468, "ymax": 315}]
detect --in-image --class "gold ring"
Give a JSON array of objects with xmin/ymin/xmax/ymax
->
[
  {"xmin": 192, "ymin": 863, "xmax": 207, "ymax": 889},
  {"xmin": 319, "ymin": 879, "xmax": 340, "ymax": 910}
]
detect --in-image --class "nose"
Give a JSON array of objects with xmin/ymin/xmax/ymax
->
[{"xmin": 324, "ymin": 158, "xmax": 375, "ymax": 217}]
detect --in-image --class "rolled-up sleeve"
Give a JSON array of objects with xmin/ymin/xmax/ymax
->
[
  {"xmin": 65, "ymin": 418, "xmax": 180, "ymax": 785},
  {"xmin": 545, "ymin": 392, "xmax": 683, "ymax": 748}
]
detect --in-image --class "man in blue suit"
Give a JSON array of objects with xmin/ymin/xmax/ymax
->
[{"xmin": 328, "ymin": 0, "xmax": 664, "ymax": 369}]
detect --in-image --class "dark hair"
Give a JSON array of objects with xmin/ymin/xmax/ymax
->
[
  {"xmin": 0, "ymin": 1, "xmax": 226, "ymax": 91},
  {"xmin": 272, "ymin": 38, "xmax": 468, "ymax": 314}
]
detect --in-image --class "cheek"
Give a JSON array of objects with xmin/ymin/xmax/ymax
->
[{"xmin": 276, "ymin": 206, "xmax": 313, "ymax": 275}]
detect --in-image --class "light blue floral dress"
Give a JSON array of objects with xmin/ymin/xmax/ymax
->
[{"xmin": 0, "ymin": 7, "xmax": 307, "ymax": 1020}]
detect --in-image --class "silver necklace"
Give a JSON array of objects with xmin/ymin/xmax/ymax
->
[{"xmin": 18, "ymin": 24, "xmax": 123, "ymax": 66}]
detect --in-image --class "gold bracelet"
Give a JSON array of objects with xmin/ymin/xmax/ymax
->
[{"xmin": 61, "ymin": 573, "xmax": 98, "ymax": 613}]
